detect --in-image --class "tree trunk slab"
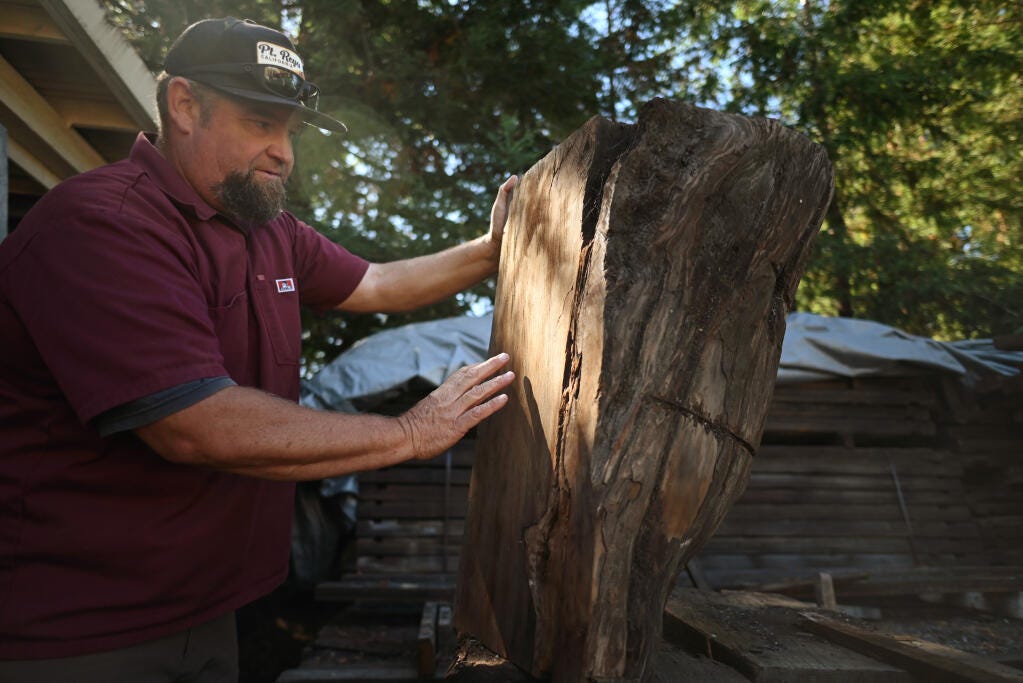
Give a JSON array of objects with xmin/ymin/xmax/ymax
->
[{"xmin": 455, "ymin": 99, "xmax": 834, "ymax": 682}]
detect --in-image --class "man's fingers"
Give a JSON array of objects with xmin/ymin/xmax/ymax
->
[
  {"xmin": 463, "ymin": 393, "xmax": 510, "ymax": 427},
  {"xmin": 453, "ymin": 353, "xmax": 510, "ymax": 389},
  {"xmin": 463, "ymin": 370, "xmax": 515, "ymax": 408}
]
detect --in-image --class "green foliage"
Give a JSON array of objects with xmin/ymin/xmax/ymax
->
[
  {"xmin": 104, "ymin": 0, "xmax": 1023, "ymax": 375},
  {"xmin": 677, "ymin": 0, "xmax": 1022, "ymax": 339}
]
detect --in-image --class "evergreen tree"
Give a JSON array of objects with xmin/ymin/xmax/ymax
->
[{"xmin": 104, "ymin": 0, "xmax": 1023, "ymax": 371}]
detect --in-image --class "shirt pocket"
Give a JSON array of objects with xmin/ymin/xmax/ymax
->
[
  {"xmin": 207, "ymin": 290, "xmax": 251, "ymax": 380},
  {"xmin": 251, "ymin": 277, "xmax": 301, "ymax": 367}
]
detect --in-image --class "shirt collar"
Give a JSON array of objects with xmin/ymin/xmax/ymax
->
[{"xmin": 129, "ymin": 132, "xmax": 218, "ymax": 221}]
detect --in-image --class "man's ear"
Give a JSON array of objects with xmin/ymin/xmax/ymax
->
[{"xmin": 165, "ymin": 77, "xmax": 203, "ymax": 136}]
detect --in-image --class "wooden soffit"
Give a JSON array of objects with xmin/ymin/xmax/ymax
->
[{"xmin": 0, "ymin": 0, "xmax": 156, "ymax": 203}]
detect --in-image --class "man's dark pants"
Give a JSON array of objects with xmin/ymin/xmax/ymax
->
[{"xmin": 0, "ymin": 612, "xmax": 238, "ymax": 682}]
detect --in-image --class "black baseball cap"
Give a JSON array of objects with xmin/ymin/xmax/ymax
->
[{"xmin": 164, "ymin": 17, "xmax": 347, "ymax": 134}]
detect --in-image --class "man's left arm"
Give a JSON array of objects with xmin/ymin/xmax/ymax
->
[{"xmin": 340, "ymin": 175, "xmax": 517, "ymax": 313}]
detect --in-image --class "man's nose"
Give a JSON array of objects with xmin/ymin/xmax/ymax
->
[{"xmin": 267, "ymin": 131, "xmax": 294, "ymax": 171}]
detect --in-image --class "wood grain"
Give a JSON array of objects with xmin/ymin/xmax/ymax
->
[{"xmin": 454, "ymin": 99, "xmax": 834, "ymax": 681}]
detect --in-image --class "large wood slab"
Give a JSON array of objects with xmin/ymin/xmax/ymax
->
[{"xmin": 455, "ymin": 99, "xmax": 833, "ymax": 681}]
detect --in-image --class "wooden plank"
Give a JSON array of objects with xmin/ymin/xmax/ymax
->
[
  {"xmin": 359, "ymin": 500, "xmax": 469, "ymax": 519},
  {"xmin": 0, "ymin": 54, "xmax": 105, "ymax": 172},
  {"xmin": 726, "ymin": 567, "xmax": 1023, "ymax": 600},
  {"xmin": 737, "ymin": 488, "xmax": 962, "ymax": 505},
  {"xmin": 663, "ymin": 589, "xmax": 911, "ymax": 682},
  {"xmin": 315, "ymin": 574, "xmax": 454, "ymax": 602},
  {"xmin": 723, "ymin": 503, "xmax": 972, "ymax": 522},
  {"xmin": 815, "ymin": 573, "xmax": 837, "ymax": 610},
  {"xmin": 702, "ymin": 536, "xmax": 983, "ymax": 555},
  {"xmin": 766, "ymin": 403, "xmax": 933, "ymax": 421},
  {"xmin": 360, "ymin": 483, "xmax": 469, "ymax": 501},
  {"xmin": 768, "ymin": 385, "xmax": 938, "ymax": 408},
  {"xmin": 697, "ymin": 553, "xmax": 990, "ymax": 573},
  {"xmin": 799, "ymin": 612, "xmax": 1023, "ymax": 683},
  {"xmin": 358, "ymin": 555, "xmax": 459, "ymax": 574},
  {"xmin": 0, "ymin": 5, "xmax": 69, "ymax": 44},
  {"xmin": 358, "ymin": 469, "xmax": 472, "ymax": 485},
  {"xmin": 650, "ymin": 642, "xmax": 749, "ymax": 682},
  {"xmin": 715, "ymin": 519, "xmax": 981, "ymax": 539},
  {"xmin": 277, "ymin": 665, "xmax": 423, "ymax": 682},
  {"xmin": 359, "ymin": 520, "xmax": 465, "ymax": 538},
  {"xmin": 745, "ymin": 473, "xmax": 963, "ymax": 492},
  {"xmin": 417, "ymin": 601, "xmax": 438, "ymax": 677},
  {"xmin": 762, "ymin": 416, "xmax": 935, "ymax": 438},
  {"xmin": 357, "ymin": 538, "xmax": 461, "ymax": 557}
]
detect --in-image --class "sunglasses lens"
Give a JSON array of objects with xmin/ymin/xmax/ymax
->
[
  {"xmin": 262, "ymin": 66, "xmax": 302, "ymax": 98},
  {"xmin": 300, "ymin": 83, "xmax": 320, "ymax": 111}
]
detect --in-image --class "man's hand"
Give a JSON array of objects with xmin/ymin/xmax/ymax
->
[
  {"xmin": 398, "ymin": 353, "xmax": 514, "ymax": 459},
  {"xmin": 488, "ymin": 175, "xmax": 518, "ymax": 255}
]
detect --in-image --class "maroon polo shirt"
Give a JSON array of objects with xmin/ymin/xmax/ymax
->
[{"xmin": 0, "ymin": 133, "xmax": 369, "ymax": 659}]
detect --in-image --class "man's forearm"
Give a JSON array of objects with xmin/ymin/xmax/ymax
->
[
  {"xmin": 136, "ymin": 353, "xmax": 514, "ymax": 481},
  {"xmin": 136, "ymin": 385, "xmax": 412, "ymax": 480},
  {"xmin": 342, "ymin": 234, "xmax": 499, "ymax": 313}
]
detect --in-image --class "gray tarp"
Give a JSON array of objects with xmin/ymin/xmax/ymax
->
[{"xmin": 301, "ymin": 312, "xmax": 1023, "ymax": 410}]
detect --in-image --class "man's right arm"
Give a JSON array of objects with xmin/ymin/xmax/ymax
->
[{"xmin": 135, "ymin": 354, "xmax": 514, "ymax": 480}]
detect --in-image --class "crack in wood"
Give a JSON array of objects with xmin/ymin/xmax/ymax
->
[{"xmin": 646, "ymin": 394, "xmax": 756, "ymax": 458}]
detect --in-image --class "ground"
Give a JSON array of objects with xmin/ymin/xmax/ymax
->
[
  {"xmin": 237, "ymin": 583, "xmax": 338, "ymax": 683},
  {"xmin": 238, "ymin": 588, "xmax": 1023, "ymax": 681}
]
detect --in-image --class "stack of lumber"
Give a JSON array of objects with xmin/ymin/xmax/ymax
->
[
  {"xmin": 695, "ymin": 376, "xmax": 990, "ymax": 586},
  {"xmin": 944, "ymin": 375, "xmax": 1023, "ymax": 566},
  {"xmin": 321, "ymin": 371, "xmax": 1022, "ymax": 597},
  {"xmin": 353, "ymin": 440, "xmax": 473, "ymax": 576}
]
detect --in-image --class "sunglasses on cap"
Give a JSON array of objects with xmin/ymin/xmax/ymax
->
[{"xmin": 177, "ymin": 62, "xmax": 321, "ymax": 110}]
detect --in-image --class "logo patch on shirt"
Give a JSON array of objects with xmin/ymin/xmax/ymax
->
[{"xmin": 275, "ymin": 278, "xmax": 296, "ymax": 294}]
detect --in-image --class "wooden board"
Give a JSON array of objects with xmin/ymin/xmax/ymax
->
[
  {"xmin": 800, "ymin": 611, "xmax": 1023, "ymax": 683},
  {"xmin": 663, "ymin": 589, "xmax": 912, "ymax": 682}
]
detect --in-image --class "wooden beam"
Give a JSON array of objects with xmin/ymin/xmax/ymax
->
[
  {"xmin": 7, "ymin": 138, "xmax": 62, "ymax": 190},
  {"xmin": 814, "ymin": 572, "xmax": 837, "ymax": 610},
  {"xmin": 38, "ymin": 0, "xmax": 157, "ymax": 130},
  {"xmin": 0, "ymin": 4, "xmax": 70, "ymax": 44},
  {"xmin": 416, "ymin": 601, "xmax": 438, "ymax": 677},
  {"xmin": 314, "ymin": 574, "xmax": 455, "ymax": 603},
  {"xmin": 48, "ymin": 95, "xmax": 137, "ymax": 132},
  {"xmin": 799, "ymin": 611, "xmax": 1023, "ymax": 683},
  {"xmin": 0, "ymin": 54, "xmax": 106, "ymax": 173}
]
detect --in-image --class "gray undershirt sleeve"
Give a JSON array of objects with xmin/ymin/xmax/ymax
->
[{"xmin": 94, "ymin": 376, "xmax": 237, "ymax": 437}]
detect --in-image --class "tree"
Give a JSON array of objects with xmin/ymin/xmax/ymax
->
[
  {"xmin": 661, "ymin": 0, "xmax": 1023, "ymax": 338},
  {"xmin": 104, "ymin": 0, "xmax": 1023, "ymax": 354}
]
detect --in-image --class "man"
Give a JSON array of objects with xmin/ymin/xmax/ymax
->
[{"xmin": 0, "ymin": 17, "xmax": 516, "ymax": 681}]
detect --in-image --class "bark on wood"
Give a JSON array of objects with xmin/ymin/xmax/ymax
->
[{"xmin": 454, "ymin": 99, "xmax": 834, "ymax": 682}]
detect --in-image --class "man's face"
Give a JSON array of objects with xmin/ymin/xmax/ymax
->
[{"xmin": 184, "ymin": 87, "xmax": 304, "ymax": 226}]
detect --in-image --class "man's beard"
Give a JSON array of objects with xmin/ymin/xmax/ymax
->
[{"xmin": 212, "ymin": 168, "xmax": 287, "ymax": 228}]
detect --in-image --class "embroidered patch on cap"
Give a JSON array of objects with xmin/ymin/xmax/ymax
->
[
  {"xmin": 256, "ymin": 41, "xmax": 304, "ymax": 76},
  {"xmin": 276, "ymin": 278, "xmax": 296, "ymax": 293}
]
